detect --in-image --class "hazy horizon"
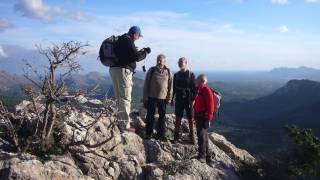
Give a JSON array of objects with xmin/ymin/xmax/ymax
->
[{"xmin": 1, "ymin": 0, "xmax": 320, "ymax": 72}]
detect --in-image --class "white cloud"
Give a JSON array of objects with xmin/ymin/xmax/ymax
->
[
  {"xmin": 305, "ymin": 0, "xmax": 319, "ymax": 3},
  {"xmin": 272, "ymin": 0, "xmax": 288, "ymax": 5},
  {"xmin": 216, "ymin": 24, "xmax": 243, "ymax": 34},
  {"xmin": 0, "ymin": 46, "xmax": 7, "ymax": 58},
  {"xmin": 279, "ymin": 25, "xmax": 289, "ymax": 33},
  {"xmin": 0, "ymin": 18, "xmax": 14, "ymax": 31},
  {"xmin": 14, "ymin": 0, "xmax": 89, "ymax": 22},
  {"xmin": 62, "ymin": 11, "xmax": 309, "ymax": 71},
  {"xmin": 3, "ymin": 10, "xmax": 320, "ymax": 71}
]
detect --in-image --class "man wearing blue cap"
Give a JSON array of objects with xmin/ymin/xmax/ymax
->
[{"xmin": 110, "ymin": 26, "xmax": 151, "ymax": 132}]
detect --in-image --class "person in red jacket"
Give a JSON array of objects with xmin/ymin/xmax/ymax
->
[{"xmin": 193, "ymin": 74, "xmax": 215, "ymax": 163}]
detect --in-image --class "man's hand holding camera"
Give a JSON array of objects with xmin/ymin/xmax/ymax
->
[{"xmin": 140, "ymin": 47, "xmax": 151, "ymax": 54}]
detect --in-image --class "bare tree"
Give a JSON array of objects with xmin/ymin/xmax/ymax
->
[
  {"xmin": 0, "ymin": 41, "xmax": 89, "ymax": 153},
  {"xmin": 0, "ymin": 41, "xmax": 120, "ymax": 156},
  {"xmin": 0, "ymin": 101, "xmax": 20, "ymax": 152},
  {"xmin": 27, "ymin": 41, "xmax": 88, "ymax": 147}
]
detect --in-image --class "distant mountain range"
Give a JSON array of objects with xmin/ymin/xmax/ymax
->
[
  {"xmin": 269, "ymin": 66, "xmax": 320, "ymax": 80},
  {"xmin": 1, "ymin": 44, "xmax": 320, "ymax": 80},
  {"xmin": 219, "ymin": 79, "xmax": 320, "ymax": 154},
  {"xmin": 224, "ymin": 79, "xmax": 320, "ymax": 128},
  {"xmin": 0, "ymin": 70, "xmax": 26, "ymax": 96},
  {"xmin": 201, "ymin": 66, "xmax": 320, "ymax": 82}
]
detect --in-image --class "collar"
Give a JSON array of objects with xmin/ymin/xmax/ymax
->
[
  {"xmin": 156, "ymin": 65, "xmax": 166, "ymax": 70},
  {"xmin": 179, "ymin": 69, "xmax": 188, "ymax": 73},
  {"xmin": 197, "ymin": 82, "xmax": 206, "ymax": 89}
]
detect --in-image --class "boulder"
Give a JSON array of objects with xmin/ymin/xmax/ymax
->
[
  {"xmin": 144, "ymin": 140, "xmax": 175, "ymax": 163},
  {"xmin": 0, "ymin": 152, "xmax": 92, "ymax": 180},
  {"xmin": 144, "ymin": 164, "xmax": 164, "ymax": 180},
  {"xmin": 209, "ymin": 132, "xmax": 256, "ymax": 163},
  {"xmin": 162, "ymin": 159, "xmax": 239, "ymax": 180}
]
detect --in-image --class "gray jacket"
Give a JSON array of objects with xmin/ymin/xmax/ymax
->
[{"xmin": 143, "ymin": 66, "xmax": 173, "ymax": 102}]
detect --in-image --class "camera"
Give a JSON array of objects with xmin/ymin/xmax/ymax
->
[{"xmin": 144, "ymin": 47, "xmax": 151, "ymax": 54}]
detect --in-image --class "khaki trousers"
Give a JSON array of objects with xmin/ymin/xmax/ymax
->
[{"xmin": 109, "ymin": 67, "xmax": 133, "ymax": 129}]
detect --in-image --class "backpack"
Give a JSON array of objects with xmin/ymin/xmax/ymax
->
[
  {"xmin": 210, "ymin": 88, "xmax": 222, "ymax": 117},
  {"xmin": 98, "ymin": 35, "xmax": 119, "ymax": 67}
]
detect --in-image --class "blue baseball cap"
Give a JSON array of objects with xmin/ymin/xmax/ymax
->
[{"xmin": 128, "ymin": 26, "xmax": 143, "ymax": 37}]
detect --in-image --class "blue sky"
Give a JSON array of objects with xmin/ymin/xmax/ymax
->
[{"xmin": 0, "ymin": 0, "xmax": 320, "ymax": 72}]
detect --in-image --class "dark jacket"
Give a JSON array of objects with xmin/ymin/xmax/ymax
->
[
  {"xmin": 172, "ymin": 70, "xmax": 196, "ymax": 102},
  {"xmin": 113, "ymin": 33, "xmax": 147, "ymax": 72}
]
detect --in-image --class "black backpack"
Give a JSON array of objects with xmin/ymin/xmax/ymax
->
[{"xmin": 98, "ymin": 35, "xmax": 119, "ymax": 67}]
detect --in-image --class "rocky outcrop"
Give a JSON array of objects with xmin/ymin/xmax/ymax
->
[
  {"xmin": 0, "ymin": 152, "xmax": 92, "ymax": 180},
  {"xmin": 209, "ymin": 133, "xmax": 256, "ymax": 163},
  {"xmin": 0, "ymin": 97, "xmax": 256, "ymax": 180}
]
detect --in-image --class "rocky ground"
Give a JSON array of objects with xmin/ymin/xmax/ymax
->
[{"xmin": 0, "ymin": 96, "xmax": 256, "ymax": 180}]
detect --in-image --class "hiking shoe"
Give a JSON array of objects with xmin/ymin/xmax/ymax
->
[
  {"xmin": 159, "ymin": 136, "xmax": 168, "ymax": 142},
  {"xmin": 145, "ymin": 135, "xmax": 152, "ymax": 140},
  {"xmin": 172, "ymin": 136, "xmax": 180, "ymax": 144},
  {"xmin": 198, "ymin": 157, "xmax": 206, "ymax": 163},
  {"xmin": 154, "ymin": 134, "xmax": 166, "ymax": 141},
  {"xmin": 153, "ymin": 134, "xmax": 160, "ymax": 140},
  {"xmin": 206, "ymin": 157, "xmax": 213, "ymax": 164}
]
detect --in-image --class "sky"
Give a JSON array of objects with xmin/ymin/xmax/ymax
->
[{"xmin": 0, "ymin": 0, "xmax": 320, "ymax": 72}]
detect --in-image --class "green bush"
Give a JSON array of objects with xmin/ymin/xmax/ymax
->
[
  {"xmin": 286, "ymin": 125, "xmax": 320, "ymax": 177},
  {"xmin": 239, "ymin": 124, "xmax": 320, "ymax": 180}
]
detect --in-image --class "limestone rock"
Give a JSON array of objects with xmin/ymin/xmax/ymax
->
[
  {"xmin": 209, "ymin": 132, "xmax": 256, "ymax": 163},
  {"xmin": 0, "ymin": 152, "xmax": 92, "ymax": 180},
  {"xmin": 0, "ymin": 97, "xmax": 257, "ymax": 180}
]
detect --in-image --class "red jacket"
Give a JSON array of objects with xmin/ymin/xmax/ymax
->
[{"xmin": 193, "ymin": 83, "xmax": 215, "ymax": 121}]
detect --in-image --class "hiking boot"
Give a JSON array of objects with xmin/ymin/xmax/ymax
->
[
  {"xmin": 198, "ymin": 157, "xmax": 206, "ymax": 163},
  {"xmin": 154, "ymin": 134, "xmax": 160, "ymax": 140},
  {"xmin": 145, "ymin": 134, "xmax": 152, "ymax": 140},
  {"xmin": 206, "ymin": 156, "xmax": 213, "ymax": 164},
  {"xmin": 172, "ymin": 135, "xmax": 180, "ymax": 144},
  {"xmin": 159, "ymin": 136, "xmax": 168, "ymax": 142},
  {"xmin": 171, "ymin": 139, "xmax": 177, "ymax": 144}
]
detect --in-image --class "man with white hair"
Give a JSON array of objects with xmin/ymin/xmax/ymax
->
[
  {"xmin": 193, "ymin": 74, "xmax": 215, "ymax": 163},
  {"xmin": 143, "ymin": 54, "xmax": 173, "ymax": 141}
]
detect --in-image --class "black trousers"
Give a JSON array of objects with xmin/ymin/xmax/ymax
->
[
  {"xmin": 196, "ymin": 116, "xmax": 209, "ymax": 158},
  {"xmin": 175, "ymin": 97, "xmax": 194, "ymax": 119},
  {"xmin": 146, "ymin": 97, "xmax": 167, "ymax": 137}
]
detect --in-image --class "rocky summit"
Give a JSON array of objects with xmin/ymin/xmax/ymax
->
[{"xmin": 0, "ymin": 96, "xmax": 255, "ymax": 180}]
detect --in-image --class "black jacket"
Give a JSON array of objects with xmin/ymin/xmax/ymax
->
[
  {"xmin": 172, "ymin": 70, "xmax": 196, "ymax": 102},
  {"xmin": 113, "ymin": 33, "xmax": 147, "ymax": 72}
]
